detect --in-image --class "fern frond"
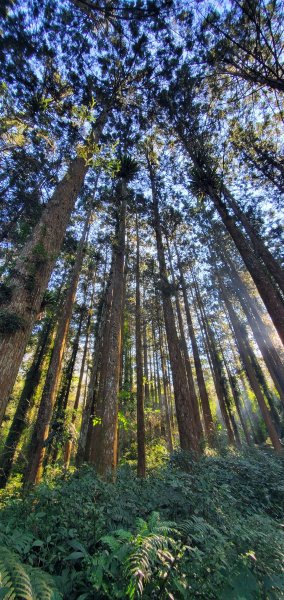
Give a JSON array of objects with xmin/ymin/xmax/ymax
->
[{"xmin": 0, "ymin": 546, "xmax": 62, "ymax": 600}]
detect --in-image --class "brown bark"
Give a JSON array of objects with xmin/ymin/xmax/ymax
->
[
  {"xmin": 157, "ymin": 319, "xmax": 173, "ymax": 452},
  {"xmin": 166, "ymin": 238, "xmax": 203, "ymax": 440},
  {"xmin": 223, "ymin": 186, "xmax": 284, "ymax": 295},
  {"xmin": 219, "ymin": 277, "xmax": 282, "ymax": 452},
  {"xmin": 0, "ymin": 316, "xmax": 53, "ymax": 488},
  {"xmin": 0, "ymin": 114, "xmax": 106, "ymax": 423},
  {"xmin": 178, "ymin": 132, "xmax": 284, "ymax": 346},
  {"xmin": 135, "ymin": 214, "xmax": 146, "ymax": 477},
  {"xmin": 64, "ymin": 279, "xmax": 96, "ymax": 469},
  {"xmin": 23, "ymin": 213, "xmax": 91, "ymax": 485},
  {"xmin": 193, "ymin": 277, "xmax": 235, "ymax": 444},
  {"xmin": 148, "ymin": 159, "xmax": 200, "ymax": 452},
  {"xmin": 90, "ymin": 181, "xmax": 127, "ymax": 476},
  {"xmin": 175, "ymin": 245, "xmax": 214, "ymax": 438},
  {"xmin": 222, "ymin": 253, "xmax": 284, "ymax": 404}
]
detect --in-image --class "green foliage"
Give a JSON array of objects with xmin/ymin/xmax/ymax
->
[
  {"xmin": 0, "ymin": 449, "xmax": 283, "ymax": 599},
  {"xmin": 0, "ymin": 546, "xmax": 62, "ymax": 599}
]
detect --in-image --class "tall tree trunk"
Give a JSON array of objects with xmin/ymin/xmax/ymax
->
[
  {"xmin": 0, "ymin": 317, "xmax": 54, "ymax": 488},
  {"xmin": 135, "ymin": 214, "xmax": 146, "ymax": 477},
  {"xmin": 218, "ymin": 277, "xmax": 282, "ymax": 452},
  {"xmin": 64, "ymin": 276, "xmax": 96, "ymax": 470},
  {"xmin": 47, "ymin": 309, "xmax": 85, "ymax": 465},
  {"xmin": 157, "ymin": 318, "xmax": 173, "ymax": 452},
  {"xmin": 178, "ymin": 132, "xmax": 284, "ymax": 345},
  {"xmin": 166, "ymin": 238, "xmax": 203, "ymax": 439},
  {"xmin": 142, "ymin": 313, "xmax": 150, "ymax": 406},
  {"xmin": 222, "ymin": 252, "xmax": 284, "ymax": 403},
  {"xmin": 23, "ymin": 213, "xmax": 91, "ymax": 485},
  {"xmin": 90, "ymin": 181, "xmax": 127, "ymax": 476},
  {"xmin": 174, "ymin": 244, "xmax": 214, "ymax": 438},
  {"xmin": 193, "ymin": 277, "xmax": 235, "ymax": 444},
  {"xmin": 223, "ymin": 185, "xmax": 284, "ymax": 295},
  {"xmin": 77, "ymin": 268, "xmax": 113, "ymax": 466},
  {"xmin": 0, "ymin": 115, "xmax": 106, "ymax": 422},
  {"xmin": 148, "ymin": 159, "xmax": 200, "ymax": 453}
]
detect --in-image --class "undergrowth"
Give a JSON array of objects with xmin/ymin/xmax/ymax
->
[{"xmin": 0, "ymin": 448, "xmax": 283, "ymax": 599}]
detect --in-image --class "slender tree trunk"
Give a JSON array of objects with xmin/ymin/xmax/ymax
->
[
  {"xmin": 166, "ymin": 238, "xmax": 203, "ymax": 439},
  {"xmin": 135, "ymin": 214, "xmax": 146, "ymax": 477},
  {"xmin": 193, "ymin": 277, "xmax": 235, "ymax": 444},
  {"xmin": 90, "ymin": 181, "xmax": 127, "ymax": 476},
  {"xmin": 223, "ymin": 186, "xmax": 284, "ymax": 295},
  {"xmin": 219, "ymin": 277, "xmax": 282, "ymax": 451},
  {"xmin": 223, "ymin": 253, "xmax": 284, "ymax": 403},
  {"xmin": 0, "ymin": 317, "xmax": 53, "ymax": 487},
  {"xmin": 78, "ymin": 269, "xmax": 113, "ymax": 465},
  {"xmin": 178, "ymin": 132, "xmax": 284, "ymax": 345},
  {"xmin": 64, "ymin": 279, "xmax": 96, "ymax": 470},
  {"xmin": 0, "ymin": 115, "xmax": 106, "ymax": 422},
  {"xmin": 143, "ymin": 315, "xmax": 150, "ymax": 406},
  {"xmin": 174, "ymin": 244, "xmax": 214, "ymax": 437},
  {"xmin": 157, "ymin": 320, "xmax": 173, "ymax": 452},
  {"xmin": 47, "ymin": 309, "xmax": 84, "ymax": 465},
  {"xmin": 23, "ymin": 213, "xmax": 91, "ymax": 485},
  {"xmin": 148, "ymin": 159, "xmax": 200, "ymax": 453}
]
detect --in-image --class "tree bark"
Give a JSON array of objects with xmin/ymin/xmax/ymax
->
[
  {"xmin": 0, "ymin": 316, "xmax": 53, "ymax": 487},
  {"xmin": 135, "ymin": 214, "xmax": 146, "ymax": 477},
  {"xmin": 23, "ymin": 212, "xmax": 91, "ymax": 485},
  {"xmin": 148, "ymin": 159, "xmax": 200, "ymax": 452},
  {"xmin": 219, "ymin": 276, "xmax": 282, "ymax": 452},
  {"xmin": 175, "ymin": 244, "xmax": 214, "ymax": 438},
  {"xmin": 166, "ymin": 238, "xmax": 203, "ymax": 440},
  {"xmin": 193, "ymin": 276, "xmax": 235, "ymax": 444},
  {"xmin": 0, "ymin": 113, "xmax": 106, "ymax": 422},
  {"xmin": 178, "ymin": 131, "xmax": 284, "ymax": 346},
  {"xmin": 90, "ymin": 181, "xmax": 127, "ymax": 476}
]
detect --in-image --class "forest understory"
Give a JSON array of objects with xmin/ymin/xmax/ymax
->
[
  {"xmin": 0, "ymin": 0, "xmax": 284, "ymax": 597},
  {"xmin": 0, "ymin": 447, "xmax": 284, "ymax": 599}
]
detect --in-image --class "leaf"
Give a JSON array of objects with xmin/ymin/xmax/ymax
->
[
  {"xmin": 32, "ymin": 540, "xmax": 44, "ymax": 547},
  {"xmin": 65, "ymin": 551, "xmax": 85, "ymax": 561}
]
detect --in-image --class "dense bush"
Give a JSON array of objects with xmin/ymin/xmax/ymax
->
[{"xmin": 0, "ymin": 448, "xmax": 283, "ymax": 599}]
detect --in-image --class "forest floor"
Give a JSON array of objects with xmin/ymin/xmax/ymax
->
[{"xmin": 0, "ymin": 447, "xmax": 283, "ymax": 599}]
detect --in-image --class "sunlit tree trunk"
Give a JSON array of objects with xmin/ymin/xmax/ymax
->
[
  {"xmin": 0, "ymin": 316, "xmax": 54, "ymax": 488},
  {"xmin": 148, "ymin": 159, "xmax": 200, "ymax": 453},
  {"xmin": 0, "ymin": 114, "xmax": 106, "ymax": 422},
  {"xmin": 219, "ymin": 277, "xmax": 282, "ymax": 452},
  {"xmin": 23, "ymin": 213, "xmax": 91, "ymax": 485},
  {"xmin": 193, "ymin": 276, "xmax": 235, "ymax": 444}
]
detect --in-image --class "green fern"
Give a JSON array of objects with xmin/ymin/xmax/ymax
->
[
  {"xmin": 125, "ymin": 513, "xmax": 179, "ymax": 599},
  {"xmin": 0, "ymin": 546, "xmax": 62, "ymax": 600}
]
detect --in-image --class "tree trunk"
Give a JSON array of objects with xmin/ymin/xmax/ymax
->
[
  {"xmin": 0, "ymin": 316, "xmax": 53, "ymax": 487},
  {"xmin": 223, "ymin": 185, "xmax": 284, "ymax": 295},
  {"xmin": 23, "ymin": 213, "xmax": 91, "ymax": 485},
  {"xmin": 77, "ymin": 267, "xmax": 113, "ymax": 466},
  {"xmin": 193, "ymin": 277, "xmax": 235, "ymax": 444},
  {"xmin": 175, "ymin": 244, "xmax": 214, "ymax": 438},
  {"xmin": 223, "ymin": 252, "xmax": 284, "ymax": 403},
  {"xmin": 178, "ymin": 132, "xmax": 284, "ymax": 345},
  {"xmin": 135, "ymin": 214, "xmax": 146, "ymax": 477},
  {"xmin": 148, "ymin": 159, "xmax": 200, "ymax": 453},
  {"xmin": 219, "ymin": 277, "xmax": 282, "ymax": 452},
  {"xmin": 64, "ymin": 276, "xmax": 96, "ymax": 470},
  {"xmin": 90, "ymin": 181, "xmax": 127, "ymax": 476},
  {"xmin": 166, "ymin": 238, "xmax": 203, "ymax": 440},
  {"xmin": 0, "ymin": 114, "xmax": 106, "ymax": 423}
]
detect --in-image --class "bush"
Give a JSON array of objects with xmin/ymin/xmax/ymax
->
[{"xmin": 0, "ymin": 449, "xmax": 283, "ymax": 599}]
